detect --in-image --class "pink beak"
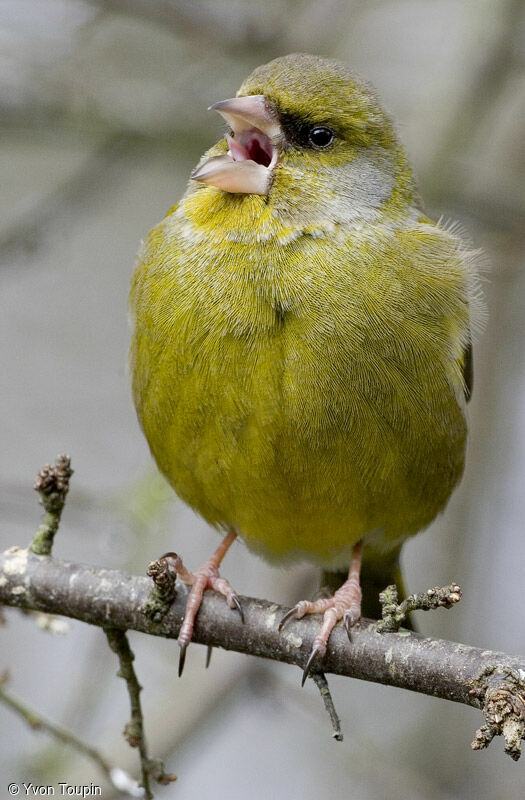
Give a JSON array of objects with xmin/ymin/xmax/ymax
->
[{"xmin": 191, "ymin": 95, "xmax": 281, "ymax": 195}]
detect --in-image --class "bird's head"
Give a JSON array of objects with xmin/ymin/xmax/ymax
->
[{"xmin": 190, "ymin": 54, "xmax": 418, "ymax": 227}]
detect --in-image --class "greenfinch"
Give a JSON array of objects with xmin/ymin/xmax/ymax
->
[{"xmin": 130, "ymin": 54, "xmax": 481, "ymax": 680}]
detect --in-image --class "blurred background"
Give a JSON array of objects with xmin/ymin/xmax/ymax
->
[{"xmin": 1, "ymin": 0, "xmax": 524, "ymax": 797}]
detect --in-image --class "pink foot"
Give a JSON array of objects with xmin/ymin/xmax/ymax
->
[
  {"xmin": 279, "ymin": 540, "xmax": 363, "ymax": 685},
  {"xmin": 162, "ymin": 530, "xmax": 243, "ymax": 675}
]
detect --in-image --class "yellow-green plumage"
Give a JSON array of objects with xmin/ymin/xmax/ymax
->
[{"xmin": 130, "ymin": 54, "xmax": 478, "ymax": 587}]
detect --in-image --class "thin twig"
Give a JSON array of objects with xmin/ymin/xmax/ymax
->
[
  {"xmin": 0, "ymin": 670, "xmax": 120, "ymax": 784},
  {"xmin": 87, "ymin": 0, "xmax": 283, "ymax": 51},
  {"xmin": 104, "ymin": 628, "xmax": 177, "ymax": 799},
  {"xmin": 0, "ymin": 134, "xmax": 138, "ymax": 264},
  {"xmin": 311, "ymin": 673, "xmax": 343, "ymax": 741},
  {"xmin": 425, "ymin": 0, "xmax": 524, "ymax": 198},
  {"xmin": 377, "ymin": 583, "xmax": 462, "ymax": 633},
  {"xmin": 30, "ymin": 455, "xmax": 73, "ymax": 556}
]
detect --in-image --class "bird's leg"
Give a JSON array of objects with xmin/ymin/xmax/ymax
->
[
  {"xmin": 161, "ymin": 529, "xmax": 243, "ymax": 676},
  {"xmin": 279, "ymin": 539, "xmax": 363, "ymax": 685}
]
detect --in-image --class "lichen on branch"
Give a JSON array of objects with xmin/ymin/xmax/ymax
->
[{"xmin": 377, "ymin": 582, "xmax": 462, "ymax": 633}]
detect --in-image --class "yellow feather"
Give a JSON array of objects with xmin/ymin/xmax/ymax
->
[{"xmin": 130, "ymin": 54, "xmax": 480, "ymax": 579}]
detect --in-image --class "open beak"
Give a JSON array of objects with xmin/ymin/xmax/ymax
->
[{"xmin": 191, "ymin": 95, "xmax": 281, "ymax": 195}]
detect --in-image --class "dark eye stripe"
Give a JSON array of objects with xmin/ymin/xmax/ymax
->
[{"xmin": 278, "ymin": 112, "xmax": 336, "ymax": 150}]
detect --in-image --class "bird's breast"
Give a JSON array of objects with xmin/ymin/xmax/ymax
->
[{"xmin": 130, "ymin": 204, "xmax": 469, "ymax": 565}]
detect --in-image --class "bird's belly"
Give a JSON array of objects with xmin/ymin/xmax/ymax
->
[{"xmin": 138, "ymin": 324, "xmax": 466, "ymax": 568}]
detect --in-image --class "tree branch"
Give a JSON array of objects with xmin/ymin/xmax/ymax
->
[
  {"xmin": 0, "ymin": 669, "xmax": 113, "ymax": 777},
  {"xmin": 0, "ymin": 669, "xmax": 144, "ymax": 795},
  {"xmin": 1, "ymin": 546, "xmax": 525, "ymax": 758},
  {"xmin": 31, "ymin": 455, "xmax": 73, "ymax": 556},
  {"xmin": 104, "ymin": 628, "xmax": 177, "ymax": 797}
]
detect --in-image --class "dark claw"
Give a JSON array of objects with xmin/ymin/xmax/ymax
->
[
  {"xmin": 344, "ymin": 611, "xmax": 359, "ymax": 642},
  {"xmin": 178, "ymin": 642, "xmax": 188, "ymax": 677},
  {"xmin": 232, "ymin": 594, "xmax": 245, "ymax": 624},
  {"xmin": 160, "ymin": 552, "xmax": 180, "ymax": 573},
  {"xmin": 278, "ymin": 606, "xmax": 298, "ymax": 632},
  {"xmin": 205, "ymin": 645, "xmax": 213, "ymax": 669},
  {"xmin": 301, "ymin": 645, "xmax": 324, "ymax": 687}
]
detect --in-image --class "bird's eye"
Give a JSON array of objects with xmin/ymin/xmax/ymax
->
[{"xmin": 308, "ymin": 126, "xmax": 334, "ymax": 148}]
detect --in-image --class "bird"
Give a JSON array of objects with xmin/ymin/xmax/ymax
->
[{"xmin": 129, "ymin": 53, "xmax": 482, "ymax": 682}]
